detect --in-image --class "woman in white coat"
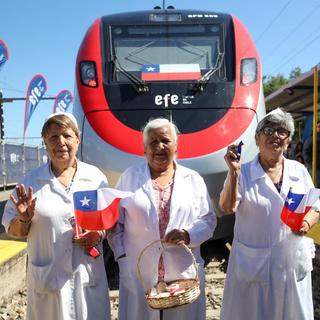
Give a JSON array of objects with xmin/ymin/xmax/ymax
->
[
  {"xmin": 219, "ymin": 108, "xmax": 320, "ymax": 320},
  {"xmin": 108, "ymin": 118, "xmax": 216, "ymax": 320},
  {"xmin": 2, "ymin": 113, "xmax": 111, "ymax": 320}
]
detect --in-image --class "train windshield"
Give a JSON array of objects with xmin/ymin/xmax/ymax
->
[{"xmin": 109, "ymin": 24, "xmax": 226, "ymax": 82}]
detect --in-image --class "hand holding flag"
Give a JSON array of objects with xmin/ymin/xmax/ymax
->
[
  {"xmin": 69, "ymin": 216, "xmax": 101, "ymax": 258},
  {"xmin": 73, "ymin": 188, "xmax": 133, "ymax": 231},
  {"xmin": 281, "ymin": 188, "xmax": 320, "ymax": 231}
]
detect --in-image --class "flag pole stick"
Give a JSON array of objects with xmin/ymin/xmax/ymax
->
[{"xmin": 312, "ymin": 65, "xmax": 318, "ymax": 185}]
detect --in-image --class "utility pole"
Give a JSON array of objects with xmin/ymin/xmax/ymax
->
[{"xmin": 0, "ymin": 91, "xmax": 4, "ymax": 140}]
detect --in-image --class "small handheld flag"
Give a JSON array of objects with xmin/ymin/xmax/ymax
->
[
  {"xmin": 281, "ymin": 188, "xmax": 320, "ymax": 231},
  {"xmin": 73, "ymin": 188, "xmax": 133, "ymax": 231}
]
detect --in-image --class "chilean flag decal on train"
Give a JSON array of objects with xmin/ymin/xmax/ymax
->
[
  {"xmin": 141, "ymin": 64, "xmax": 201, "ymax": 81},
  {"xmin": 280, "ymin": 188, "xmax": 320, "ymax": 231},
  {"xmin": 73, "ymin": 188, "xmax": 133, "ymax": 230}
]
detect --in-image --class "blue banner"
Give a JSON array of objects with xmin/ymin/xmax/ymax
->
[
  {"xmin": 23, "ymin": 74, "xmax": 47, "ymax": 137},
  {"xmin": 53, "ymin": 89, "xmax": 73, "ymax": 113},
  {"xmin": 0, "ymin": 39, "xmax": 9, "ymax": 72}
]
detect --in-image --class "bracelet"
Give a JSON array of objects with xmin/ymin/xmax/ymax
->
[
  {"xmin": 182, "ymin": 229, "xmax": 190, "ymax": 245},
  {"xmin": 303, "ymin": 219, "xmax": 311, "ymax": 230},
  {"xmin": 97, "ymin": 230, "xmax": 106, "ymax": 242},
  {"xmin": 18, "ymin": 218, "xmax": 31, "ymax": 224}
]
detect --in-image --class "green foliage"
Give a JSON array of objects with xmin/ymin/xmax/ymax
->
[
  {"xmin": 263, "ymin": 67, "xmax": 302, "ymax": 97},
  {"xmin": 289, "ymin": 67, "xmax": 302, "ymax": 80},
  {"xmin": 263, "ymin": 74, "xmax": 288, "ymax": 97}
]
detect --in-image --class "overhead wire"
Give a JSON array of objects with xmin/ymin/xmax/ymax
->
[
  {"xmin": 268, "ymin": 27, "xmax": 320, "ymax": 75},
  {"xmin": 254, "ymin": 0, "xmax": 294, "ymax": 44},
  {"xmin": 264, "ymin": 2, "xmax": 320, "ymax": 59},
  {"xmin": 0, "ymin": 80, "xmax": 61, "ymax": 98}
]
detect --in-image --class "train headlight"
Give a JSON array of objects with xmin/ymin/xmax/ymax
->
[
  {"xmin": 80, "ymin": 61, "xmax": 98, "ymax": 87},
  {"xmin": 240, "ymin": 58, "xmax": 257, "ymax": 85}
]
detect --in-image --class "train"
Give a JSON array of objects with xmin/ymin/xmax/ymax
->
[{"xmin": 73, "ymin": 7, "xmax": 266, "ymax": 239}]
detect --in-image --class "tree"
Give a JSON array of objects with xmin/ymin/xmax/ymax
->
[
  {"xmin": 263, "ymin": 67, "xmax": 302, "ymax": 97},
  {"xmin": 263, "ymin": 74, "xmax": 288, "ymax": 97},
  {"xmin": 289, "ymin": 67, "xmax": 302, "ymax": 80}
]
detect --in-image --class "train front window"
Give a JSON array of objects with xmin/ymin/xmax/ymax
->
[{"xmin": 109, "ymin": 24, "xmax": 225, "ymax": 82}]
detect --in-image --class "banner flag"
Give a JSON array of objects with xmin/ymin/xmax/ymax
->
[
  {"xmin": 0, "ymin": 39, "xmax": 9, "ymax": 72},
  {"xmin": 23, "ymin": 74, "xmax": 47, "ymax": 137},
  {"xmin": 53, "ymin": 89, "xmax": 73, "ymax": 113},
  {"xmin": 141, "ymin": 64, "xmax": 201, "ymax": 81},
  {"xmin": 281, "ymin": 188, "xmax": 320, "ymax": 231},
  {"xmin": 74, "ymin": 188, "xmax": 133, "ymax": 230}
]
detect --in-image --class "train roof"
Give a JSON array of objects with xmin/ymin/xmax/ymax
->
[{"xmin": 101, "ymin": 9, "xmax": 232, "ymax": 24}]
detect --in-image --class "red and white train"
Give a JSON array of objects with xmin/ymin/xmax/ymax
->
[{"xmin": 74, "ymin": 8, "xmax": 265, "ymax": 239}]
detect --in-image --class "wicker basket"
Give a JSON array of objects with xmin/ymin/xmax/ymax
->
[{"xmin": 137, "ymin": 240, "xmax": 200, "ymax": 310}]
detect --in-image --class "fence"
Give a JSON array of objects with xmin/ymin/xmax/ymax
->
[{"xmin": 0, "ymin": 141, "xmax": 47, "ymax": 189}]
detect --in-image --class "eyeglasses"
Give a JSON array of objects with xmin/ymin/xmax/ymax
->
[{"xmin": 261, "ymin": 127, "xmax": 290, "ymax": 139}]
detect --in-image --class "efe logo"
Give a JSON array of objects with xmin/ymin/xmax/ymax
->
[{"xmin": 155, "ymin": 94, "xmax": 179, "ymax": 107}]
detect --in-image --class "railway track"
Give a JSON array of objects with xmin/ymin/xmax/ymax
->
[
  {"xmin": 2, "ymin": 243, "xmax": 319, "ymax": 320},
  {"xmin": 0, "ymin": 255, "xmax": 227, "ymax": 320}
]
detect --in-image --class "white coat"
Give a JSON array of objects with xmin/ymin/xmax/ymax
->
[
  {"xmin": 2, "ymin": 161, "xmax": 111, "ymax": 320},
  {"xmin": 108, "ymin": 160, "xmax": 216, "ymax": 320},
  {"xmin": 220, "ymin": 155, "xmax": 319, "ymax": 320}
]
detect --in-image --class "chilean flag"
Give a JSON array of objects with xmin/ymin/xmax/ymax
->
[
  {"xmin": 281, "ymin": 188, "xmax": 320, "ymax": 231},
  {"xmin": 141, "ymin": 64, "xmax": 201, "ymax": 81},
  {"xmin": 73, "ymin": 188, "xmax": 133, "ymax": 231}
]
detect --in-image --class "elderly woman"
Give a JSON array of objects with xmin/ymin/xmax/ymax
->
[
  {"xmin": 108, "ymin": 118, "xmax": 216, "ymax": 320},
  {"xmin": 2, "ymin": 113, "xmax": 111, "ymax": 320},
  {"xmin": 219, "ymin": 108, "xmax": 320, "ymax": 320}
]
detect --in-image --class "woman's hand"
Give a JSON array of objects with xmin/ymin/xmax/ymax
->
[
  {"xmin": 73, "ymin": 230, "xmax": 102, "ymax": 248},
  {"xmin": 292, "ymin": 220, "xmax": 312, "ymax": 236},
  {"xmin": 224, "ymin": 143, "xmax": 242, "ymax": 173},
  {"xmin": 164, "ymin": 229, "xmax": 190, "ymax": 245},
  {"xmin": 10, "ymin": 184, "xmax": 36, "ymax": 223},
  {"xmin": 293, "ymin": 211, "xmax": 319, "ymax": 236}
]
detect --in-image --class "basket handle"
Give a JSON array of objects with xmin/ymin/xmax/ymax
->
[{"xmin": 137, "ymin": 239, "xmax": 199, "ymax": 292}]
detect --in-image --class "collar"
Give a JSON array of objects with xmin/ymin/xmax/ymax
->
[{"xmin": 249, "ymin": 154, "xmax": 300, "ymax": 182}]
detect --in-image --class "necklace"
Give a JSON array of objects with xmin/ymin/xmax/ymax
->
[
  {"xmin": 274, "ymin": 180, "xmax": 282, "ymax": 193},
  {"xmin": 65, "ymin": 161, "xmax": 78, "ymax": 193},
  {"xmin": 65, "ymin": 176, "xmax": 75, "ymax": 193}
]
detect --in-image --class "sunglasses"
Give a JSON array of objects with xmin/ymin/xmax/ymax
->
[{"xmin": 261, "ymin": 127, "xmax": 290, "ymax": 139}]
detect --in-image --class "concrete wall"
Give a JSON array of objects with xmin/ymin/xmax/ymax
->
[{"xmin": 0, "ymin": 246, "xmax": 27, "ymax": 304}]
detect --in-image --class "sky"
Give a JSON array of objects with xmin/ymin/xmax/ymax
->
[{"xmin": 0, "ymin": 0, "xmax": 320, "ymax": 144}]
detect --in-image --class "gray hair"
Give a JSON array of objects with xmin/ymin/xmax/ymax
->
[
  {"xmin": 256, "ymin": 107, "xmax": 295, "ymax": 140},
  {"xmin": 142, "ymin": 118, "xmax": 179, "ymax": 146}
]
